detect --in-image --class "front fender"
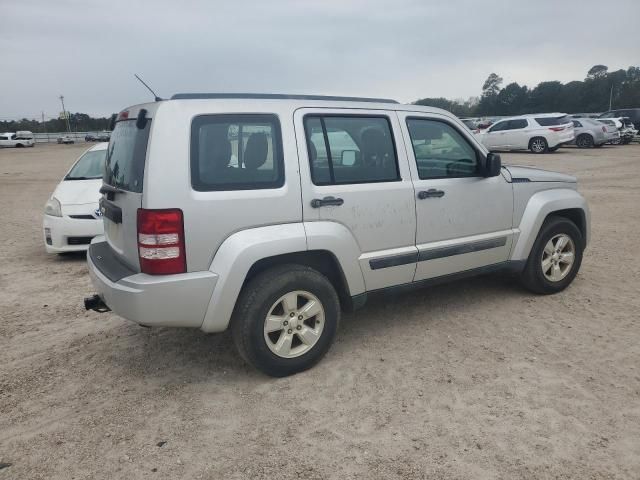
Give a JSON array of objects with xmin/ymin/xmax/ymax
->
[{"xmin": 510, "ymin": 188, "xmax": 590, "ymax": 261}]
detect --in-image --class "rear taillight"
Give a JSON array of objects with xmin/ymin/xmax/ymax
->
[
  {"xmin": 137, "ymin": 208, "xmax": 186, "ymax": 275},
  {"xmin": 549, "ymin": 126, "xmax": 564, "ymax": 132},
  {"xmin": 602, "ymin": 126, "xmax": 607, "ymax": 133}
]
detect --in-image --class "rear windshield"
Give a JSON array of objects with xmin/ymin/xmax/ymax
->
[
  {"xmin": 535, "ymin": 116, "xmax": 570, "ymax": 126},
  {"xmin": 66, "ymin": 149, "xmax": 107, "ymax": 180},
  {"xmin": 103, "ymin": 119, "xmax": 151, "ymax": 193}
]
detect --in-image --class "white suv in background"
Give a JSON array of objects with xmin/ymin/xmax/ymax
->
[{"xmin": 476, "ymin": 113, "xmax": 575, "ymax": 153}]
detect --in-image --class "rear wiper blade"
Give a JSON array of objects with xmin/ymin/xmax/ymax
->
[{"xmin": 65, "ymin": 176, "xmax": 97, "ymax": 180}]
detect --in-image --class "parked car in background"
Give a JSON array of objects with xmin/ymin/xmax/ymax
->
[
  {"xmin": 618, "ymin": 117, "xmax": 638, "ymax": 144},
  {"xmin": 599, "ymin": 108, "xmax": 640, "ymax": 131},
  {"xmin": 15, "ymin": 130, "xmax": 35, "ymax": 141},
  {"xmin": 460, "ymin": 119, "xmax": 480, "ymax": 133},
  {"xmin": 597, "ymin": 118, "xmax": 635, "ymax": 145},
  {"xmin": 57, "ymin": 135, "xmax": 75, "ymax": 144},
  {"xmin": 84, "ymin": 94, "xmax": 590, "ymax": 377},
  {"xmin": 85, "ymin": 133, "xmax": 98, "ymax": 142},
  {"xmin": 0, "ymin": 132, "xmax": 35, "ymax": 148},
  {"xmin": 475, "ymin": 113, "xmax": 575, "ymax": 153},
  {"xmin": 96, "ymin": 131, "xmax": 111, "ymax": 142},
  {"xmin": 571, "ymin": 118, "xmax": 618, "ymax": 148},
  {"xmin": 43, "ymin": 143, "xmax": 107, "ymax": 253}
]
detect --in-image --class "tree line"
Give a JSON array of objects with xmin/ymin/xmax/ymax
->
[
  {"xmin": 3, "ymin": 65, "xmax": 639, "ymax": 132},
  {"xmin": 0, "ymin": 113, "xmax": 112, "ymax": 134},
  {"xmin": 414, "ymin": 65, "xmax": 640, "ymax": 118}
]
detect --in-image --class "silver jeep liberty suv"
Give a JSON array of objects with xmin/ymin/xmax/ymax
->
[{"xmin": 85, "ymin": 93, "xmax": 589, "ymax": 377}]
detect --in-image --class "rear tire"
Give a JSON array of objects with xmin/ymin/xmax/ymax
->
[
  {"xmin": 576, "ymin": 134, "xmax": 594, "ymax": 148},
  {"xmin": 520, "ymin": 216, "xmax": 584, "ymax": 294},
  {"xmin": 529, "ymin": 137, "xmax": 548, "ymax": 154},
  {"xmin": 16, "ymin": 143, "xmax": 24, "ymax": 148},
  {"xmin": 231, "ymin": 264, "xmax": 340, "ymax": 377}
]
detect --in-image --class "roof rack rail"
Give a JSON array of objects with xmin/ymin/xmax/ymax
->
[{"xmin": 170, "ymin": 93, "xmax": 399, "ymax": 103}]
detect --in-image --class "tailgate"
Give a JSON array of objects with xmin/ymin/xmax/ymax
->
[{"xmin": 101, "ymin": 110, "xmax": 153, "ymax": 271}]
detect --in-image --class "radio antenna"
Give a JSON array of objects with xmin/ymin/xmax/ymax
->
[{"xmin": 134, "ymin": 74, "xmax": 163, "ymax": 101}]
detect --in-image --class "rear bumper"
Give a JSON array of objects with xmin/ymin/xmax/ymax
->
[
  {"xmin": 604, "ymin": 131, "xmax": 620, "ymax": 142},
  {"xmin": 87, "ymin": 241, "xmax": 218, "ymax": 328},
  {"xmin": 43, "ymin": 214, "xmax": 103, "ymax": 253},
  {"xmin": 548, "ymin": 130, "xmax": 575, "ymax": 148}
]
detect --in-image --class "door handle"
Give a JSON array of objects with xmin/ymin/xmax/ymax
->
[
  {"xmin": 417, "ymin": 189, "xmax": 445, "ymax": 199},
  {"xmin": 311, "ymin": 196, "xmax": 344, "ymax": 208}
]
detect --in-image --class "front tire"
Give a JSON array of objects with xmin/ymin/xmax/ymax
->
[
  {"xmin": 231, "ymin": 264, "xmax": 340, "ymax": 377},
  {"xmin": 520, "ymin": 216, "xmax": 584, "ymax": 294},
  {"xmin": 529, "ymin": 137, "xmax": 548, "ymax": 154}
]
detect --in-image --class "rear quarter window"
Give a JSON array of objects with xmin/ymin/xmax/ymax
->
[
  {"xmin": 190, "ymin": 114, "xmax": 284, "ymax": 191},
  {"xmin": 535, "ymin": 116, "xmax": 570, "ymax": 126}
]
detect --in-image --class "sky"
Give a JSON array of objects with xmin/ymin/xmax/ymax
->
[{"xmin": 1, "ymin": 0, "xmax": 639, "ymax": 120}]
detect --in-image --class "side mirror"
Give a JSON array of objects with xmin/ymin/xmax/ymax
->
[
  {"xmin": 341, "ymin": 150, "xmax": 357, "ymax": 166},
  {"xmin": 484, "ymin": 152, "xmax": 501, "ymax": 177}
]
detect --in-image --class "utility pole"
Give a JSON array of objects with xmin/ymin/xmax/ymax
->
[
  {"xmin": 59, "ymin": 95, "xmax": 71, "ymax": 133},
  {"xmin": 609, "ymin": 84, "xmax": 614, "ymax": 111},
  {"xmin": 41, "ymin": 111, "xmax": 48, "ymax": 143}
]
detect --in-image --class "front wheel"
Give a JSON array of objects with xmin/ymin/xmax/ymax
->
[
  {"xmin": 520, "ymin": 216, "xmax": 584, "ymax": 294},
  {"xmin": 529, "ymin": 137, "xmax": 548, "ymax": 154},
  {"xmin": 231, "ymin": 264, "xmax": 340, "ymax": 377}
]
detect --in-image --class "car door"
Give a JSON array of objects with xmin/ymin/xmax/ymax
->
[
  {"xmin": 503, "ymin": 119, "xmax": 530, "ymax": 149},
  {"xmin": 294, "ymin": 108, "xmax": 417, "ymax": 291},
  {"xmin": 481, "ymin": 120, "xmax": 509, "ymax": 150},
  {"xmin": 397, "ymin": 112, "xmax": 514, "ymax": 282}
]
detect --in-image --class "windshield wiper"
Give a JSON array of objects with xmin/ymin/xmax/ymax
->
[{"xmin": 65, "ymin": 176, "xmax": 101, "ymax": 181}]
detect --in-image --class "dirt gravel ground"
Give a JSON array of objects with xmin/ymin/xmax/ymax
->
[{"xmin": 1, "ymin": 142, "xmax": 639, "ymax": 479}]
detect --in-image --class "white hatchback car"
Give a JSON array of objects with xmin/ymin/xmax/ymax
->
[
  {"xmin": 476, "ymin": 113, "xmax": 575, "ymax": 153},
  {"xmin": 43, "ymin": 143, "xmax": 107, "ymax": 253}
]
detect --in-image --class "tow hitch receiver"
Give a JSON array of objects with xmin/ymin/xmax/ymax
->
[{"xmin": 84, "ymin": 294, "xmax": 111, "ymax": 313}]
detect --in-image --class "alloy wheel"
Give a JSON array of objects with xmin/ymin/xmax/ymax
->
[
  {"xmin": 263, "ymin": 290, "xmax": 325, "ymax": 358},
  {"xmin": 541, "ymin": 234, "xmax": 575, "ymax": 282},
  {"xmin": 531, "ymin": 139, "xmax": 546, "ymax": 152}
]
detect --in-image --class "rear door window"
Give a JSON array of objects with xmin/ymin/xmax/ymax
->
[
  {"xmin": 191, "ymin": 114, "xmax": 284, "ymax": 191},
  {"xmin": 104, "ymin": 120, "xmax": 151, "ymax": 193},
  {"xmin": 303, "ymin": 115, "xmax": 399, "ymax": 185}
]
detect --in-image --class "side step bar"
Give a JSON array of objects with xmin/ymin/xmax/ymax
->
[{"xmin": 84, "ymin": 294, "xmax": 111, "ymax": 313}]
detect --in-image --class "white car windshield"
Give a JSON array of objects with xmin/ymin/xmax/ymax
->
[{"xmin": 65, "ymin": 149, "xmax": 106, "ymax": 180}]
